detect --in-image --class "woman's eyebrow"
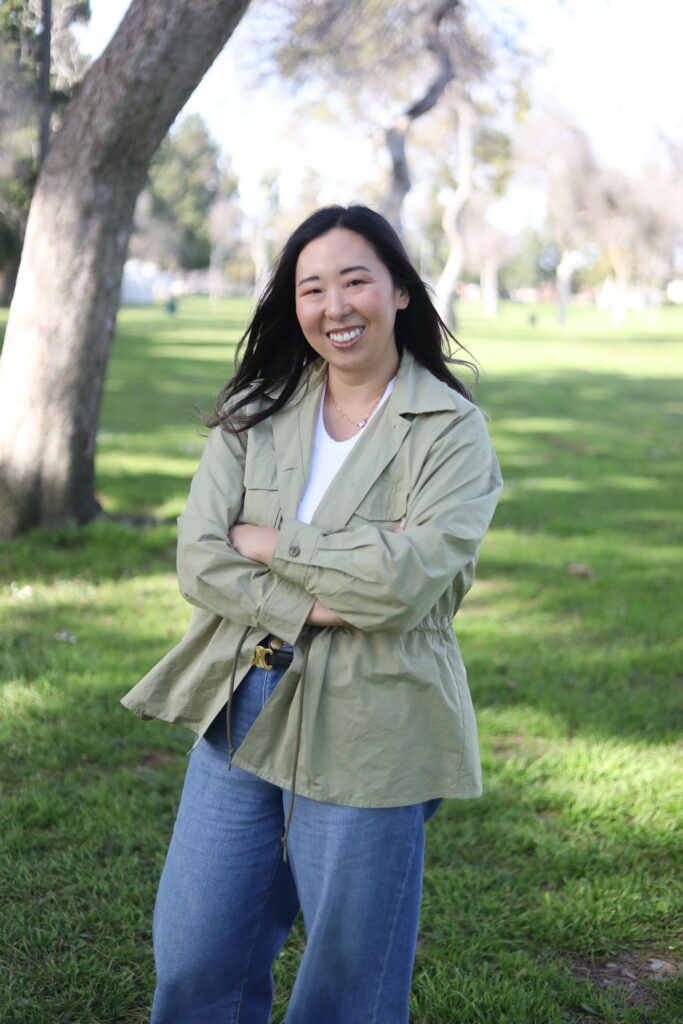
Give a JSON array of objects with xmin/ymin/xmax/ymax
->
[
  {"xmin": 340, "ymin": 265, "xmax": 371, "ymax": 275},
  {"xmin": 297, "ymin": 265, "xmax": 372, "ymax": 287}
]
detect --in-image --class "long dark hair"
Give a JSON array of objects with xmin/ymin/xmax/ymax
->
[{"xmin": 207, "ymin": 204, "xmax": 477, "ymax": 431}]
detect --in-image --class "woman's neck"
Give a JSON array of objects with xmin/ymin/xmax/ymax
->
[
  {"xmin": 326, "ymin": 358, "xmax": 399, "ymax": 408},
  {"xmin": 323, "ymin": 363, "xmax": 397, "ymax": 441}
]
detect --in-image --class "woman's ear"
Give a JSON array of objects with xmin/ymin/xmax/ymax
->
[{"xmin": 396, "ymin": 287, "xmax": 410, "ymax": 310}]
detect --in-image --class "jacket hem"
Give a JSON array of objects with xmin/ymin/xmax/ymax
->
[{"xmin": 231, "ymin": 753, "xmax": 483, "ymax": 806}]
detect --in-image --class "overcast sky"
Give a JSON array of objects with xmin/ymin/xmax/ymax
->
[{"xmin": 73, "ymin": 0, "xmax": 682, "ymax": 222}]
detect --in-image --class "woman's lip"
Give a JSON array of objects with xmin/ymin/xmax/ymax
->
[{"xmin": 327, "ymin": 326, "xmax": 365, "ymax": 348}]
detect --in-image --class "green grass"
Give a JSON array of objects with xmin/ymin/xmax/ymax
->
[{"xmin": 1, "ymin": 298, "xmax": 682, "ymax": 1023}]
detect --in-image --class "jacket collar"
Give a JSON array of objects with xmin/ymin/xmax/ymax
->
[
  {"xmin": 275, "ymin": 352, "xmax": 457, "ymax": 414},
  {"xmin": 269, "ymin": 354, "xmax": 455, "ymax": 527}
]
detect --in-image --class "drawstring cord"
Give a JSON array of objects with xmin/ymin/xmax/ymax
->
[
  {"xmin": 281, "ymin": 637, "xmax": 311, "ymax": 863},
  {"xmin": 226, "ymin": 625, "xmax": 252, "ymax": 768},
  {"xmin": 223, "ymin": 624, "xmax": 311, "ymax": 863}
]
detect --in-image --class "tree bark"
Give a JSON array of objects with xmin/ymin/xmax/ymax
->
[
  {"xmin": 39, "ymin": 0, "xmax": 52, "ymax": 166},
  {"xmin": 0, "ymin": 0, "xmax": 251, "ymax": 538}
]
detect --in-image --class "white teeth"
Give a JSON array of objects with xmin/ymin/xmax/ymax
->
[{"xmin": 328, "ymin": 327, "xmax": 363, "ymax": 342}]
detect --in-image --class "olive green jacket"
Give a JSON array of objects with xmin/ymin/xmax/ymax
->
[{"xmin": 121, "ymin": 354, "xmax": 503, "ymax": 806}]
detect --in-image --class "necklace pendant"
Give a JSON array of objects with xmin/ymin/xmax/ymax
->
[{"xmin": 358, "ymin": 419, "xmax": 367, "ymax": 427}]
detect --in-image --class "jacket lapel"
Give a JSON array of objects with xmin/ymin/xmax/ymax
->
[
  {"xmin": 270, "ymin": 363, "xmax": 325, "ymax": 521},
  {"xmin": 270, "ymin": 354, "xmax": 456, "ymax": 528},
  {"xmin": 311, "ymin": 403, "xmax": 411, "ymax": 528}
]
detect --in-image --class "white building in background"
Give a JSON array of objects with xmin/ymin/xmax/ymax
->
[{"xmin": 120, "ymin": 258, "xmax": 172, "ymax": 305}]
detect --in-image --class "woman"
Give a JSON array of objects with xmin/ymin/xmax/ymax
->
[{"xmin": 122, "ymin": 204, "xmax": 502, "ymax": 1023}]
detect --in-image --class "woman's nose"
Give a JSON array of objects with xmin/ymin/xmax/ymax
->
[{"xmin": 325, "ymin": 288, "xmax": 350, "ymax": 319}]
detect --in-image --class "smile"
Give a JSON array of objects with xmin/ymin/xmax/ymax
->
[{"xmin": 327, "ymin": 326, "xmax": 364, "ymax": 345}]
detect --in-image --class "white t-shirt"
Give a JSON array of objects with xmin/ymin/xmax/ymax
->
[{"xmin": 296, "ymin": 378, "xmax": 395, "ymax": 525}]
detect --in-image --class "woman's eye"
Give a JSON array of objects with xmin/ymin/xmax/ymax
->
[{"xmin": 346, "ymin": 278, "xmax": 365, "ymax": 287}]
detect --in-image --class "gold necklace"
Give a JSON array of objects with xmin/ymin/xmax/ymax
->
[{"xmin": 325, "ymin": 372, "xmax": 385, "ymax": 429}]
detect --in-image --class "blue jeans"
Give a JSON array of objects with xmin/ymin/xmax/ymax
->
[{"xmin": 151, "ymin": 664, "xmax": 440, "ymax": 1024}]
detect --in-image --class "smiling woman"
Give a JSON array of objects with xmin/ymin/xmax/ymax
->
[{"xmin": 121, "ymin": 204, "xmax": 503, "ymax": 1024}]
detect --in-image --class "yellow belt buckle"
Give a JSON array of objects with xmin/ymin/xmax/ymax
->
[{"xmin": 253, "ymin": 645, "xmax": 273, "ymax": 670}]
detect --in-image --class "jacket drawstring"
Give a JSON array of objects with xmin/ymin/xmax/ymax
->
[
  {"xmin": 226, "ymin": 624, "xmax": 252, "ymax": 768},
  {"xmin": 281, "ymin": 637, "xmax": 311, "ymax": 863}
]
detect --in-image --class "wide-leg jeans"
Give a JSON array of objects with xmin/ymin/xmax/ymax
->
[{"xmin": 151, "ymin": 663, "xmax": 440, "ymax": 1024}]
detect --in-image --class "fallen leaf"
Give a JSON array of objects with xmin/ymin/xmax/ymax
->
[{"xmin": 568, "ymin": 563, "xmax": 593, "ymax": 578}]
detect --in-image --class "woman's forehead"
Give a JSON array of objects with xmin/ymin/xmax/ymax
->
[{"xmin": 296, "ymin": 228, "xmax": 382, "ymax": 277}]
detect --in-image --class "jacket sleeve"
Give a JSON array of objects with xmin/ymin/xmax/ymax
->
[
  {"xmin": 269, "ymin": 407, "xmax": 502, "ymax": 632},
  {"xmin": 176, "ymin": 426, "xmax": 314, "ymax": 645}
]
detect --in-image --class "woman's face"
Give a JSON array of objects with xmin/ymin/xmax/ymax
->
[{"xmin": 294, "ymin": 228, "xmax": 409, "ymax": 381}]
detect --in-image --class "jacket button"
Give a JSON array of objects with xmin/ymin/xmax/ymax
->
[{"xmin": 289, "ymin": 545, "xmax": 301, "ymax": 557}]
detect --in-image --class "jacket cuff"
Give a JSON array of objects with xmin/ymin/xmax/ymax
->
[
  {"xmin": 271, "ymin": 519, "xmax": 322, "ymax": 589},
  {"xmin": 258, "ymin": 575, "xmax": 315, "ymax": 645}
]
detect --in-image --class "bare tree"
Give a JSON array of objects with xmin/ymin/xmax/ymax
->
[
  {"xmin": 258, "ymin": 0, "xmax": 524, "ymax": 324},
  {"xmin": 461, "ymin": 198, "xmax": 515, "ymax": 317},
  {"xmin": 259, "ymin": 0, "xmax": 475, "ymax": 237},
  {"xmin": 513, "ymin": 107, "xmax": 598, "ymax": 325},
  {"xmin": 0, "ymin": 0, "xmax": 251, "ymax": 538},
  {"xmin": 591, "ymin": 167, "xmax": 678, "ymax": 327},
  {"xmin": 381, "ymin": 0, "xmax": 460, "ymax": 235}
]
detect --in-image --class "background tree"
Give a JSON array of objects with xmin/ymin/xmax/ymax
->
[
  {"xmin": 407, "ymin": 77, "xmax": 515, "ymax": 324},
  {"xmin": 131, "ymin": 113, "xmax": 224, "ymax": 271},
  {"xmin": 260, "ymin": 0, "xmax": 471, "ymax": 237},
  {"xmin": 591, "ymin": 166, "xmax": 678, "ymax": 327},
  {"xmin": 208, "ymin": 161, "xmax": 243, "ymax": 298},
  {"xmin": 512, "ymin": 108, "xmax": 599, "ymax": 324},
  {"xmin": 259, "ymin": 0, "xmax": 527, "ymax": 322},
  {"xmin": 0, "ymin": 0, "xmax": 251, "ymax": 539},
  {"xmin": 0, "ymin": 0, "xmax": 90, "ymax": 303}
]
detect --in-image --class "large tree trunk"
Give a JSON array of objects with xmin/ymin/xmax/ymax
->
[{"xmin": 0, "ymin": 0, "xmax": 250, "ymax": 538}]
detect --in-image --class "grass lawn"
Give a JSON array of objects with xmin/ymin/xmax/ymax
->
[{"xmin": 1, "ymin": 298, "xmax": 682, "ymax": 1023}]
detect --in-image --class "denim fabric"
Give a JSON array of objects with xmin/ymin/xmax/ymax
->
[{"xmin": 151, "ymin": 664, "xmax": 440, "ymax": 1024}]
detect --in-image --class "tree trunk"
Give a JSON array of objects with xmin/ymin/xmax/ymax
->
[
  {"xmin": 605, "ymin": 242, "xmax": 631, "ymax": 330},
  {"xmin": 39, "ymin": 0, "xmax": 52, "ymax": 166},
  {"xmin": 383, "ymin": 121, "xmax": 412, "ymax": 238},
  {"xmin": 435, "ymin": 96, "xmax": 473, "ymax": 327},
  {"xmin": 0, "ymin": 0, "xmax": 251, "ymax": 539},
  {"xmin": 381, "ymin": 0, "xmax": 457, "ymax": 237},
  {"xmin": 480, "ymin": 257, "xmax": 498, "ymax": 318},
  {"xmin": 555, "ymin": 248, "xmax": 579, "ymax": 327}
]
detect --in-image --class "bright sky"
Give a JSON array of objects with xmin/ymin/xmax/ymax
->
[{"xmin": 73, "ymin": 0, "xmax": 682, "ymax": 223}]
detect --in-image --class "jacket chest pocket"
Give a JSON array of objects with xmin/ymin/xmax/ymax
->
[
  {"xmin": 240, "ymin": 447, "xmax": 281, "ymax": 528},
  {"xmin": 350, "ymin": 480, "xmax": 408, "ymax": 529}
]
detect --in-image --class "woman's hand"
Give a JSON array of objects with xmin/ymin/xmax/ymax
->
[
  {"xmin": 306, "ymin": 600, "xmax": 348, "ymax": 627},
  {"xmin": 229, "ymin": 524, "xmax": 279, "ymax": 565}
]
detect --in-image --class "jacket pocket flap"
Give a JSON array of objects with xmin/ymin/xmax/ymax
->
[{"xmin": 353, "ymin": 481, "xmax": 408, "ymax": 521}]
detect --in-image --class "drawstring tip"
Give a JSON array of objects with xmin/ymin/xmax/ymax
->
[
  {"xmin": 280, "ymin": 836, "xmax": 289, "ymax": 863},
  {"xmin": 227, "ymin": 747, "xmax": 235, "ymax": 771}
]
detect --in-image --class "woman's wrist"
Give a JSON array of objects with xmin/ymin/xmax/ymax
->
[
  {"xmin": 307, "ymin": 600, "xmax": 347, "ymax": 627},
  {"xmin": 229, "ymin": 524, "xmax": 280, "ymax": 565}
]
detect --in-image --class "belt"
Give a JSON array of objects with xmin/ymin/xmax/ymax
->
[{"xmin": 251, "ymin": 637, "xmax": 294, "ymax": 670}]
